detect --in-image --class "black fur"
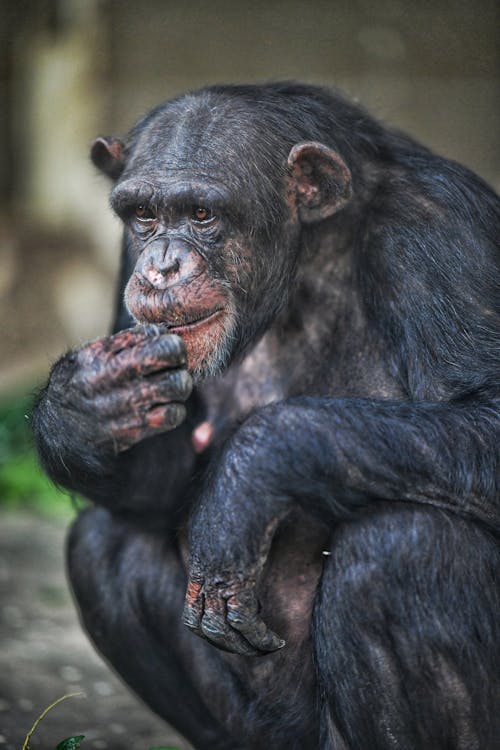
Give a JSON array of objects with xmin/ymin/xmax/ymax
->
[{"xmin": 33, "ymin": 83, "xmax": 500, "ymax": 749}]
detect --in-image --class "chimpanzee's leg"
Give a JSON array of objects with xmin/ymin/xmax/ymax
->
[
  {"xmin": 67, "ymin": 507, "xmax": 244, "ymax": 750},
  {"xmin": 314, "ymin": 506, "xmax": 500, "ymax": 750}
]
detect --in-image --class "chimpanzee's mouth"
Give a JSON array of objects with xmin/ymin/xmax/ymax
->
[{"xmin": 167, "ymin": 309, "xmax": 225, "ymax": 334}]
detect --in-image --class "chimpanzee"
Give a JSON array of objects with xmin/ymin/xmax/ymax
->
[{"xmin": 32, "ymin": 83, "xmax": 500, "ymax": 749}]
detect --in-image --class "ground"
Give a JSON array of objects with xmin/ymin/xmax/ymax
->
[{"xmin": 0, "ymin": 512, "xmax": 192, "ymax": 750}]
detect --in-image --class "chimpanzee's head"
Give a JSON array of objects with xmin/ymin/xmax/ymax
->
[{"xmin": 91, "ymin": 84, "xmax": 352, "ymax": 379}]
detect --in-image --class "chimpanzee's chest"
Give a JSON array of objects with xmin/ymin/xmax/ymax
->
[{"xmin": 199, "ymin": 327, "xmax": 404, "ymax": 443}]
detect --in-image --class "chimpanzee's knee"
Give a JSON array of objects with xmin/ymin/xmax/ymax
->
[
  {"xmin": 67, "ymin": 508, "xmax": 239, "ymax": 750},
  {"xmin": 314, "ymin": 507, "xmax": 500, "ymax": 750}
]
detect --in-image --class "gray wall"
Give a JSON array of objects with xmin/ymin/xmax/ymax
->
[{"xmin": 105, "ymin": 0, "xmax": 500, "ymax": 186}]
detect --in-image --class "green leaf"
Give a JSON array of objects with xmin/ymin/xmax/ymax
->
[
  {"xmin": 148, "ymin": 747, "xmax": 180, "ymax": 750},
  {"xmin": 22, "ymin": 693, "xmax": 85, "ymax": 750},
  {"xmin": 55, "ymin": 736, "xmax": 85, "ymax": 750}
]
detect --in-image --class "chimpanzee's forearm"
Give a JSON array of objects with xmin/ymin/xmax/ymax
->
[
  {"xmin": 254, "ymin": 397, "xmax": 500, "ymax": 528},
  {"xmin": 194, "ymin": 396, "xmax": 500, "ymax": 547}
]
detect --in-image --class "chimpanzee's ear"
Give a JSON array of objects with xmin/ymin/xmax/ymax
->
[
  {"xmin": 287, "ymin": 142, "xmax": 352, "ymax": 223},
  {"xmin": 90, "ymin": 136, "xmax": 126, "ymax": 179}
]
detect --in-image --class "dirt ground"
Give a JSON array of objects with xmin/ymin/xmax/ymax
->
[{"xmin": 0, "ymin": 512, "xmax": 192, "ymax": 750}]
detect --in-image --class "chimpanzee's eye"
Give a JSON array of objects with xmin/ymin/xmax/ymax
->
[
  {"xmin": 135, "ymin": 204, "xmax": 157, "ymax": 222},
  {"xmin": 192, "ymin": 206, "xmax": 214, "ymax": 223}
]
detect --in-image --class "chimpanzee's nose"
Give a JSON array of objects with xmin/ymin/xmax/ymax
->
[{"xmin": 141, "ymin": 239, "xmax": 201, "ymax": 289}]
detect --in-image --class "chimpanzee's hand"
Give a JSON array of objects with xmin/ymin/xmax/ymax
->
[
  {"xmin": 182, "ymin": 411, "xmax": 291, "ymax": 655},
  {"xmin": 183, "ymin": 561, "xmax": 285, "ymax": 657},
  {"xmin": 42, "ymin": 324, "xmax": 192, "ymax": 454}
]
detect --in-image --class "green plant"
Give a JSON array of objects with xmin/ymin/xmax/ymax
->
[
  {"xmin": 21, "ymin": 693, "xmax": 85, "ymax": 750},
  {"xmin": 21, "ymin": 692, "xmax": 180, "ymax": 750}
]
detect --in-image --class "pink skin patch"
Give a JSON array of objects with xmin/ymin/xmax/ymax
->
[{"xmin": 192, "ymin": 421, "xmax": 214, "ymax": 453}]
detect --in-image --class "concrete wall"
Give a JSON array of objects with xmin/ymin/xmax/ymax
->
[
  {"xmin": 0, "ymin": 0, "xmax": 498, "ymax": 393},
  {"xmin": 105, "ymin": 0, "xmax": 500, "ymax": 187}
]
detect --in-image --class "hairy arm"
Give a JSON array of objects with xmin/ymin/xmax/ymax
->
[
  {"xmin": 32, "ymin": 325, "xmax": 202, "ymax": 513},
  {"xmin": 183, "ymin": 395, "xmax": 500, "ymax": 654}
]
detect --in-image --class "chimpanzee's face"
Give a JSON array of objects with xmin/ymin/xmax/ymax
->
[
  {"xmin": 95, "ymin": 96, "xmax": 352, "ymax": 379},
  {"xmin": 110, "ymin": 169, "xmax": 250, "ymax": 379}
]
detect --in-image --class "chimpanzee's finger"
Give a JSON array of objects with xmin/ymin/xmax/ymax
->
[
  {"xmin": 111, "ymin": 403, "xmax": 187, "ymax": 451},
  {"xmin": 77, "ymin": 325, "xmax": 167, "ymax": 368},
  {"xmin": 75, "ymin": 329, "xmax": 186, "ymax": 391},
  {"xmin": 93, "ymin": 370, "xmax": 192, "ymax": 420},
  {"xmin": 226, "ymin": 593, "xmax": 285, "ymax": 653},
  {"xmin": 182, "ymin": 578, "xmax": 280, "ymax": 656},
  {"xmin": 200, "ymin": 607, "xmax": 261, "ymax": 656},
  {"xmin": 183, "ymin": 585, "xmax": 261, "ymax": 656},
  {"xmin": 144, "ymin": 402, "xmax": 187, "ymax": 432},
  {"xmin": 107, "ymin": 334, "xmax": 187, "ymax": 381},
  {"xmin": 132, "ymin": 369, "xmax": 193, "ymax": 405},
  {"xmin": 102, "ymin": 324, "xmax": 170, "ymax": 355}
]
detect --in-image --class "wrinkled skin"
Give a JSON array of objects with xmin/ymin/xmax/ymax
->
[
  {"xmin": 59, "ymin": 325, "xmax": 191, "ymax": 451},
  {"xmin": 33, "ymin": 83, "xmax": 500, "ymax": 750}
]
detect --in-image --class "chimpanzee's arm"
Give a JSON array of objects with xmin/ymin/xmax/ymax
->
[
  {"xmin": 32, "ymin": 327, "xmax": 201, "ymax": 513},
  {"xmin": 183, "ymin": 396, "xmax": 500, "ymax": 655}
]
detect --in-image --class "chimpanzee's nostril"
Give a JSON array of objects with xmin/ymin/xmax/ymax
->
[{"xmin": 157, "ymin": 256, "xmax": 180, "ymax": 275}]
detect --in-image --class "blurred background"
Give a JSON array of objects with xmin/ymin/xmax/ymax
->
[{"xmin": 0, "ymin": 0, "xmax": 498, "ymax": 746}]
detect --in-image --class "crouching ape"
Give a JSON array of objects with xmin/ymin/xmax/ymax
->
[{"xmin": 33, "ymin": 83, "xmax": 500, "ymax": 749}]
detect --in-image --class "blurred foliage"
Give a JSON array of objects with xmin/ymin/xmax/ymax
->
[{"xmin": 0, "ymin": 391, "xmax": 75, "ymax": 517}]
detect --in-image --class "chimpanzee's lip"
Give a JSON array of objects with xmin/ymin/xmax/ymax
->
[{"xmin": 167, "ymin": 309, "xmax": 225, "ymax": 333}]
